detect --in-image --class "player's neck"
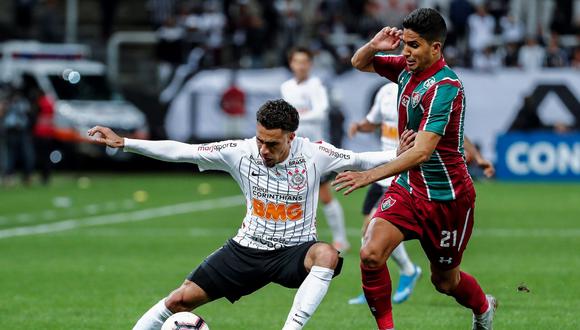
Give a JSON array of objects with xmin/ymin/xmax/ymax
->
[{"xmin": 294, "ymin": 75, "xmax": 309, "ymax": 84}]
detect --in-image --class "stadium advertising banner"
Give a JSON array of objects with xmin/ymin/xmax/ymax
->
[
  {"xmin": 496, "ymin": 132, "xmax": 580, "ymax": 181},
  {"xmin": 167, "ymin": 68, "xmax": 579, "ymax": 183}
]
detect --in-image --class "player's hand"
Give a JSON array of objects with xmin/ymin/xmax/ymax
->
[
  {"xmin": 332, "ymin": 170, "xmax": 372, "ymax": 195},
  {"xmin": 348, "ymin": 122, "xmax": 359, "ymax": 138},
  {"xmin": 477, "ymin": 158, "xmax": 495, "ymax": 178},
  {"xmin": 369, "ymin": 27, "xmax": 403, "ymax": 51},
  {"xmin": 397, "ymin": 129, "xmax": 416, "ymax": 156},
  {"xmin": 87, "ymin": 126, "xmax": 124, "ymax": 148}
]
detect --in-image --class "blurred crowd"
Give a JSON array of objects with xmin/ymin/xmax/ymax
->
[
  {"xmin": 4, "ymin": 0, "xmax": 580, "ymax": 74},
  {"xmin": 150, "ymin": 0, "xmax": 580, "ymax": 73}
]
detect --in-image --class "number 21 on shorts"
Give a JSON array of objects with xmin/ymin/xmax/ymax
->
[{"xmin": 440, "ymin": 230, "xmax": 457, "ymax": 248}]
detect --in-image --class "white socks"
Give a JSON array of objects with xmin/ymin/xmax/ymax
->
[
  {"xmin": 391, "ymin": 242, "xmax": 415, "ymax": 276},
  {"xmin": 283, "ymin": 266, "xmax": 334, "ymax": 330},
  {"xmin": 322, "ymin": 199, "xmax": 349, "ymax": 247},
  {"xmin": 132, "ymin": 298, "xmax": 173, "ymax": 330}
]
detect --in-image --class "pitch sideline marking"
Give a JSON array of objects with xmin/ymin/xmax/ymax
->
[{"xmin": 0, "ymin": 195, "xmax": 245, "ymax": 240}]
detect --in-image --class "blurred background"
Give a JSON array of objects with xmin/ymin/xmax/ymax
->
[
  {"xmin": 1, "ymin": 1, "xmax": 579, "ymax": 329},
  {"xmin": 0, "ymin": 0, "xmax": 578, "ymax": 184}
]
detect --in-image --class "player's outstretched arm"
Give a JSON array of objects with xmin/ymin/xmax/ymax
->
[
  {"xmin": 88, "ymin": 125, "xmax": 200, "ymax": 163},
  {"xmin": 351, "ymin": 27, "xmax": 402, "ymax": 72},
  {"xmin": 88, "ymin": 126, "xmax": 124, "ymax": 148}
]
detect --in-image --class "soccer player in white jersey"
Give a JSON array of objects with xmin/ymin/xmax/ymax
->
[
  {"xmin": 281, "ymin": 47, "xmax": 350, "ymax": 253},
  {"xmin": 88, "ymin": 99, "xmax": 414, "ymax": 330},
  {"xmin": 347, "ymin": 82, "xmax": 422, "ymax": 305}
]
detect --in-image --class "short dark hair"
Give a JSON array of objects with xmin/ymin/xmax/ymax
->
[
  {"xmin": 256, "ymin": 99, "xmax": 299, "ymax": 132},
  {"xmin": 403, "ymin": 8, "xmax": 447, "ymax": 44},
  {"xmin": 288, "ymin": 46, "xmax": 313, "ymax": 62}
]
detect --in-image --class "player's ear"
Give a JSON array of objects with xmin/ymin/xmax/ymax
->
[
  {"xmin": 432, "ymin": 41, "xmax": 442, "ymax": 56},
  {"xmin": 288, "ymin": 132, "xmax": 296, "ymax": 143}
]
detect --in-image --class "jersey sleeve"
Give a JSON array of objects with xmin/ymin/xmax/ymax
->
[
  {"xmin": 123, "ymin": 138, "xmax": 243, "ymax": 172},
  {"xmin": 419, "ymin": 83, "xmax": 459, "ymax": 136},
  {"xmin": 373, "ymin": 54, "xmax": 406, "ymax": 83},
  {"xmin": 365, "ymin": 87, "xmax": 384, "ymax": 125},
  {"xmin": 312, "ymin": 141, "xmax": 396, "ymax": 173}
]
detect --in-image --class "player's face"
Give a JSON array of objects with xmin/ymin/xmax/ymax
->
[
  {"xmin": 289, "ymin": 52, "xmax": 312, "ymax": 82},
  {"xmin": 256, "ymin": 123, "xmax": 295, "ymax": 167},
  {"xmin": 401, "ymin": 29, "xmax": 441, "ymax": 72}
]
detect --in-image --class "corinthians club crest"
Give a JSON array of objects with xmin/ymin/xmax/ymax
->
[{"xmin": 288, "ymin": 168, "xmax": 307, "ymax": 190}]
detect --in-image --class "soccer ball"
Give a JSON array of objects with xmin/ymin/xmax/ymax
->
[{"xmin": 161, "ymin": 312, "xmax": 210, "ymax": 330}]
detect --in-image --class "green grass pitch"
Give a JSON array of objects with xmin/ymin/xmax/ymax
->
[{"xmin": 1, "ymin": 173, "xmax": 579, "ymax": 329}]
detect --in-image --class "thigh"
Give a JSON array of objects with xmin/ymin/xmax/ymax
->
[
  {"xmin": 269, "ymin": 240, "xmax": 319, "ymax": 288},
  {"xmin": 418, "ymin": 191, "xmax": 476, "ymax": 271},
  {"xmin": 372, "ymin": 183, "xmax": 423, "ymax": 239},
  {"xmin": 187, "ymin": 240, "xmax": 270, "ymax": 303}
]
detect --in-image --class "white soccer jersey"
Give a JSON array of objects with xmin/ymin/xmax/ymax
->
[
  {"xmin": 124, "ymin": 137, "xmax": 395, "ymax": 250},
  {"xmin": 366, "ymin": 83, "xmax": 399, "ymax": 187},
  {"xmin": 280, "ymin": 76, "xmax": 329, "ymax": 142}
]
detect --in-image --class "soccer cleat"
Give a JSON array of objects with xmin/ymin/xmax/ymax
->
[
  {"xmin": 392, "ymin": 264, "xmax": 422, "ymax": 304},
  {"xmin": 347, "ymin": 293, "xmax": 366, "ymax": 305},
  {"xmin": 472, "ymin": 294, "xmax": 498, "ymax": 330}
]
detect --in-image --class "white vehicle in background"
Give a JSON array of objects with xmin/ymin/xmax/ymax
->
[{"xmin": 0, "ymin": 41, "xmax": 149, "ymax": 160}]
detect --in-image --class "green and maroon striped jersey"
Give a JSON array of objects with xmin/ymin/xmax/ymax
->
[{"xmin": 373, "ymin": 54, "xmax": 474, "ymax": 201}]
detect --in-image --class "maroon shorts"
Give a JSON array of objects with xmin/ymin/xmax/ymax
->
[{"xmin": 373, "ymin": 183, "xmax": 476, "ymax": 270}]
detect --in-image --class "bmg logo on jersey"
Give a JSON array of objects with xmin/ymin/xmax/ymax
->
[{"xmin": 252, "ymin": 199, "xmax": 303, "ymax": 221}]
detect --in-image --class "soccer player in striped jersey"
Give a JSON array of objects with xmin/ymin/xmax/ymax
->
[
  {"xmin": 347, "ymin": 82, "xmax": 422, "ymax": 306},
  {"xmin": 88, "ymin": 99, "xmax": 414, "ymax": 330},
  {"xmin": 281, "ymin": 46, "xmax": 351, "ymax": 253},
  {"xmin": 334, "ymin": 8, "xmax": 497, "ymax": 330}
]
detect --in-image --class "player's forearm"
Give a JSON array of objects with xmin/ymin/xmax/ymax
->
[
  {"xmin": 365, "ymin": 147, "xmax": 429, "ymax": 183},
  {"xmin": 124, "ymin": 138, "xmax": 197, "ymax": 163},
  {"xmin": 351, "ymin": 42, "xmax": 377, "ymax": 72}
]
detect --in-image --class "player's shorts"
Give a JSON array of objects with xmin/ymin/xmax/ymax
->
[
  {"xmin": 362, "ymin": 183, "xmax": 388, "ymax": 215},
  {"xmin": 373, "ymin": 183, "xmax": 476, "ymax": 270},
  {"xmin": 187, "ymin": 239, "xmax": 343, "ymax": 303}
]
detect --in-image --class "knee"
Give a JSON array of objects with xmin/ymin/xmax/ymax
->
[
  {"xmin": 430, "ymin": 274, "xmax": 458, "ymax": 295},
  {"xmin": 360, "ymin": 246, "xmax": 386, "ymax": 269},
  {"xmin": 313, "ymin": 244, "xmax": 339, "ymax": 269},
  {"xmin": 165, "ymin": 284, "xmax": 196, "ymax": 313}
]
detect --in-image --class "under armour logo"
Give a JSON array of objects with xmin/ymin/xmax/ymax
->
[{"xmin": 439, "ymin": 257, "xmax": 453, "ymax": 264}]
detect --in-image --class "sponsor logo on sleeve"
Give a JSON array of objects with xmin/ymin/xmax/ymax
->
[
  {"xmin": 318, "ymin": 145, "xmax": 351, "ymax": 160},
  {"xmin": 197, "ymin": 142, "xmax": 237, "ymax": 152}
]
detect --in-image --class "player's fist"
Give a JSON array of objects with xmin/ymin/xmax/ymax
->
[
  {"xmin": 87, "ymin": 126, "xmax": 124, "ymax": 148},
  {"xmin": 369, "ymin": 27, "xmax": 403, "ymax": 51}
]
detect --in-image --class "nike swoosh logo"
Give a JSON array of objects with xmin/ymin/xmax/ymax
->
[{"xmin": 251, "ymin": 171, "xmax": 266, "ymax": 176}]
